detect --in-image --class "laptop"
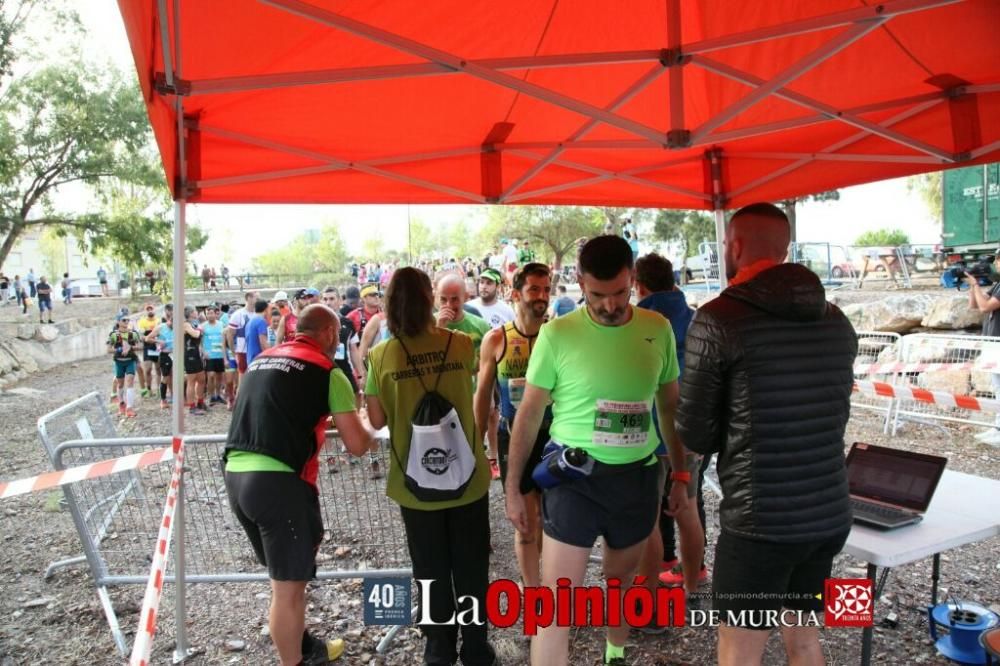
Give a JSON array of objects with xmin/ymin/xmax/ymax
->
[{"xmin": 846, "ymin": 442, "xmax": 947, "ymax": 530}]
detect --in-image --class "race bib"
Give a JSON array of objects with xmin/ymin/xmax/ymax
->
[
  {"xmin": 509, "ymin": 377, "xmax": 526, "ymax": 407},
  {"xmin": 593, "ymin": 399, "xmax": 650, "ymax": 447},
  {"xmin": 334, "ymin": 342, "xmax": 347, "ymax": 360}
]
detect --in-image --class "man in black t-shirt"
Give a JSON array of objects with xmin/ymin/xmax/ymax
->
[{"xmin": 36, "ymin": 276, "xmax": 53, "ymax": 323}]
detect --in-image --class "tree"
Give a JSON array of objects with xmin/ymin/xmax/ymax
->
[
  {"xmin": 855, "ymin": 229, "xmax": 910, "ymax": 246},
  {"xmin": 489, "ymin": 205, "xmax": 605, "ymax": 269},
  {"xmin": 253, "ymin": 223, "xmax": 348, "ymax": 280},
  {"xmin": 778, "ymin": 190, "xmax": 841, "ymax": 244},
  {"xmin": 0, "ymin": 64, "xmax": 157, "ymax": 268},
  {"xmin": 651, "ymin": 209, "xmax": 716, "ymax": 262},
  {"xmin": 84, "ymin": 179, "xmax": 208, "ymax": 295},
  {"xmin": 361, "ymin": 236, "xmax": 385, "ymax": 263},
  {"xmin": 907, "ymin": 171, "xmax": 943, "ymax": 222},
  {"xmin": 407, "ymin": 218, "xmax": 433, "ymax": 261}
]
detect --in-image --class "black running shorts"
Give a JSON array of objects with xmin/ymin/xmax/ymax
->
[
  {"xmin": 496, "ymin": 420, "xmax": 549, "ymax": 495},
  {"xmin": 158, "ymin": 352, "xmax": 173, "ymax": 375},
  {"xmin": 712, "ymin": 530, "xmax": 849, "ymax": 628},
  {"xmin": 542, "ymin": 456, "xmax": 659, "ymax": 550},
  {"xmin": 184, "ymin": 348, "xmax": 204, "ymax": 374},
  {"xmin": 224, "ymin": 470, "xmax": 324, "ymax": 581},
  {"xmin": 204, "ymin": 358, "xmax": 225, "ymax": 373}
]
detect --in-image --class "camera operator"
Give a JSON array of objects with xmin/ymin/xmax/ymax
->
[
  {"xmin": 964, "ymin": 257, "xmax": 1000, "ymax": 332},
  {"xmin": 966, "ymin": 259, "xmax": 1000, "ymax": 442}
]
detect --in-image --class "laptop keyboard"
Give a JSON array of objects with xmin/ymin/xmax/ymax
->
[{"xmin": 850, "ymin": 498, "xmax": 916, "ymax": 526}]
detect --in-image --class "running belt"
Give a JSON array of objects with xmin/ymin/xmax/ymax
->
[{"xmin": 846, "ymin": 442, "xmax": 947, "ymax": 530}]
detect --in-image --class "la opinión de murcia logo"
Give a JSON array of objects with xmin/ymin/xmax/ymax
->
[{"xmin": 824, "ymin": 578, "xmax": 874, "ymax": 627}]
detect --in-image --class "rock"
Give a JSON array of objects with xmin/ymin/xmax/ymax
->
[
  {"xmin": 22, "ymin": 597, "xmax": 54, "ymax": 608},
  {"xmin": 15, "ymin": 324, "xmax": 35, "ymax": 340},
  {"xmin": 254, "ymin": 592, "xmax": 269, "ymax": 600},
  {"xmin": 224, "ymin": 639, "xmax": 246, "ymax": 652},
  {"xmin": 33, "ymin": 325, "xmax": 59, "ymax": 342},
  {"xmin": 844, "ymin": 294, "xmax": 935, "ymax": 333},
  {"xmin": 917, "ymin": 369, "xmax": 970, "ymax": 395},
  {"xmin": 361, "ymin": 653, "xmax": 373, "ymax": 663},
  {"xmin": 921, "ymin": 295, "xmax": 984, "ymax": 330}
]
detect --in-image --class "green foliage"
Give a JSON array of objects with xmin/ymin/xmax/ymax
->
[
  {"xmin": 854, "ymin": 228, "xmax": 910, "ymax": 246},
  {"xmin": 0, "ymin": 62, "xmax": 158, "ymax": 267},
  {"xmin": 487, "ymin": 206, "xmax": 605, "ymax": 268},
  {"xmin": 652, "ymin": 209, "xmax": 715, "ymax": 259},
  {"xmin": 907, "ymin": 171, "xmax": 943, "ymax": 221},
  {"xmin": 253, "ymin": 223, "xmax": 349, "ymax": 278},
  {"xmin": 82, "ymin": 180, "xmax": 207, "ymax": 294}
]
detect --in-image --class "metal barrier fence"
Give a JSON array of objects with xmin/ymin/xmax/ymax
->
[
  {"xmin": 889, "ymin": 334, "xmax": 1000, "ymax": 434},
  {"xmin": 37, "ymin": 392, "xmax": 409, "ymax": 656},
  {"xmin": 852, "ymin": 331, "xmax": 903, "ymax": 433}
]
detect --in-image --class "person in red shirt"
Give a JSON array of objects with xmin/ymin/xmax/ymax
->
[{"xmin": 345, "ymin": 284, "xmax": 381, "ymax": 336}]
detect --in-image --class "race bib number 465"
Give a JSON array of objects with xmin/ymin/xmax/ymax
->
[{"xmin": 593, "ymin": 399, "xmax": 650, "ymax": 446}]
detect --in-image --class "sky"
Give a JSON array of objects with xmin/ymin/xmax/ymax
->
[{"xmin": 62, "ymin": 2, "xmax": 941, "ymax": 271}]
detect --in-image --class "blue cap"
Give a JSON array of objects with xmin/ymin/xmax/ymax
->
[{"xmin": 305, "ymin": 287, "xmax": 320, "ymax": 297}]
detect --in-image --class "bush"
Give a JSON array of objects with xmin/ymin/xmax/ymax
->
[{"xmin": 854, "ymin": 229, "xmax": 910, "ymax": 246}]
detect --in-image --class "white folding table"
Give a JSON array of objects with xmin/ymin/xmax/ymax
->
[{"xmin": 843, "ymin": 470, "xmax": 1000, "ymax": 666}]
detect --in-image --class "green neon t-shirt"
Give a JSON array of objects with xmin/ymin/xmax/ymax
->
[
  {"xmin": 445, "ymin": 313, "xmax": 490, "ymax": 366},
  {"xmin": 365, "ymin": 329, "xmax": 490, "ymax": 510},
  {"xmin": 226, "ymin": 368, "xmax": 357, "ymax": 473},
  {"xmin": 526, "ymin": 305, "xmax": 679, "ymax": 465}
]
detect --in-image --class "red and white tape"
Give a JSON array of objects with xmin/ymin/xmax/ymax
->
[
  {"xmin": 853, "ymin": 380, "xmax": 1000, "ymax": 413},
  {"xmin": 0, "ymin": 446, "xmax": 173, "ymax": 500},
  {"xmin": 854, "ymin": 361, "xmax": 1000, "ymax": 375},
  {"xmin": 130, "ymin": 438, "xmax": 185, "ymax": 666}
]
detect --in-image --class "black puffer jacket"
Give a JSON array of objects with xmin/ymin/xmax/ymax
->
[{"xmin": 677, "ymin": 263, "xmax": 856, "ymax": 543}]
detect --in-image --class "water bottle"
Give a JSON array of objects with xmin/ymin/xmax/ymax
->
[{"xmin": 532, "ymin": 444, "xmax": 595, "ymax": 489}]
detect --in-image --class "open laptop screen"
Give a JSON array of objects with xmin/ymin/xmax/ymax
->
[{"xmin": 846, "ymin": 443, "xmax": 947, "ymax": 512}]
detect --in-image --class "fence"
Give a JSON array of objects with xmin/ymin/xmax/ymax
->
[
  {"xmin": 888, "ymin": 334, "xmax": 1000, "ymax": 434},
  {"xmin": 852, "ymin": 331, "xmax": 903, "ymax": 433},
  {"xmin": 37, "ymin": 392, "xmax": 409, "ymax": 657}
]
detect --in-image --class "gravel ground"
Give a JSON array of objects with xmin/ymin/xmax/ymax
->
[{"xmin": 1, "ymin": 293, "xmax": 998, "ymax": 666}]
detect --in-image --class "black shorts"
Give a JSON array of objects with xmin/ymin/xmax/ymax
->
[
  {"xmin": 712, "ymin": 530, "xmax": 849, "ymax": 628},
  {"xmin": 224, "ymin": 470, "xmax": 323, "ymax": 581},
  {"xmin": 204, "ymin": 358, "xmax": 225, "ymax": 373},
  {"xmin": 158, "ymin": 352, "xmax": 173, "ymax": 375},
  {"xmin": 542, "ymin": 456, "xmax": 659, "ymax": 550},
  {"xmin": 184, "ymin": 349, "xmax": 204, "ymax": 374},
  {"xmin": 496, "ymin": 419, "xmax": 549, "ymax": 495},
  {"xmin": 142, "ymin": 343, "xmax": 159, "ymax": 363}
]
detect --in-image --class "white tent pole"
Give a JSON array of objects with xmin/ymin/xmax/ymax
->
[
  {"xmin": 708, "ymin": 149, "xmax": 728, "ymax": 289},
  {"xmin": 170, "ymin": 0, "xmax": 192, "ymax": 659}
]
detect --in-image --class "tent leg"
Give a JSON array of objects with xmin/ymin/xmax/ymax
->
[
  {"xmin": 170, "ymin": 199, "xmax": 192, "ymax": 662},
  {"xmin": 714, "ymin": 209, "xmax": 727, "ymax": 289}
]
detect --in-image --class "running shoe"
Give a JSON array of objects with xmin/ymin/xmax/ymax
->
[
  {"xmin": 327, "ymin": 457, "xmax": 341, "ymax": 474},
  {"xmin": 125, "ymin": 409, "xmax": 137, "ymax": 418},
  {"xmin": 160, "ymin": 400, "xmax": 170, "ymax": 410},
  {"xmin": 658, "ymin": 563, "xmax": 708, "ymax": 588},
  {"xmin": 370, "ymin": 460, "xmax": 384, "ymax": 480},
  {"xmin": 140, "ymin": 389, "xmax": 151, "ymax": 398},
  {"xmin": 660, "ymin": 557, "xmax": 679, "ymax": 572},
  {"xmin": 118, "ymin": 402, "xmax": 127, "ymax": 416},
  {"xmin": 488, "ymin": 457, "xmax": 501, "ymax": 480},
  {"xmin": 189, "ymin": 406, "xmax": 206, "ymax": 416},
  {"xmin": 302, "ymin": 634, "xmax": 344, "ymax": 664}
]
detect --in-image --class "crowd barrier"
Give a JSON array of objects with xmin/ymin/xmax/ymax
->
[
  {"xmin": 888, "ymin": 334, "xmax": 1000, "ymax": 434},
  {"xmin": 852, "ymin": 331, "xmax": 902, "ymax": 432},
  {"xmin": 36, "ymin": 392, "xmax": 409, "ymax": 657}
]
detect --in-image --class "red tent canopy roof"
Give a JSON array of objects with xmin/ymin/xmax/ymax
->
[{"xmin": 118, "ymin": 0, "xmax": 1000, "ymax": 209}]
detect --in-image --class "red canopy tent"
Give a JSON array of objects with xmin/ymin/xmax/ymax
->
[
  {"xmin": 114, "ymin": 2, "xmax": 998, "ymax": 659},
  {"xmin": 119, "ymin": 0, "xmax": 999, "ymax": 210}
]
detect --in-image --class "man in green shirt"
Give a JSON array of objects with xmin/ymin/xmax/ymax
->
[
  {"xmin": 435, "ymin": 273, "xmax": 490, "ymax": 367},
  {"xmin": 505, "ymin": 236, "xmax": 693, "ymax": 666}
]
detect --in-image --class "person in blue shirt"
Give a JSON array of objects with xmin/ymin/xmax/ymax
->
[
  {"xmin": 244, "ymin": 299, "xmax": 271, "ymax": 364},
  {"xmin": 201, "ymin": 305, "xmax": 227, "ymax": 405},
  {"xmin": 633, "ymin": 252, "xmax": 707, "ymax": 607},
  {"xmin": 550, "ymin": 284, "xmax": 576, "ymax": 318}
]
